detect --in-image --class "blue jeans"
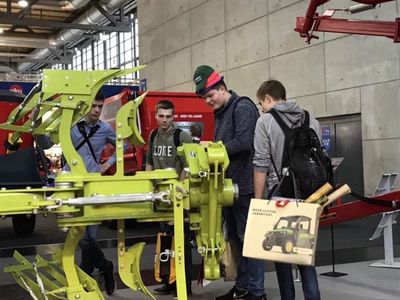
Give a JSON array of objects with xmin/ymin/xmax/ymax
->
[
  {"xmin": 275, "ymin": 262, "xmax": 321, "ymax": 300},
  {"xmin": 79, "ymin": 225, "xmax": 107, "ymax": 275},
  {"xmin": 224, "ymin": 194, "xmax": 265, "ymax": 296}
]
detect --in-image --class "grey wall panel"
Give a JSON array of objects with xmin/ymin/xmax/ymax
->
[
  {"xmin": 225, "ymin": 0, "xmax": 267, "ymax": 30},
  {"xmin": 162, "ymin": 0, "xmax": 190, "ymax": 22},
  {"xmin": 225, "ymin": 60, "xmax": 269, "ymax": 101},
  {"xmin": 326, "ymin": 88, "xmax": 361, "ymax": 116},
  {"xmin": 162, "ymin": 81, "xmax": 193, "ymax": 92},
  {"xmin": 190, "ymin": 0, "xmax": 225, "ymax": 44},
  {"xmin": 295, "ymin": 93, "xmax": 327, "ymax": 118},
  {"xmin": 191, "ymin": 33, "xmax": 226, "ymax": 72},
  {"xmin": 268, "ymin": 0, "xmax": 302, "ymax": 13},
  {"xmin": 226, "ymin": 17, "xmax": 268, "ymax": 69},
  {"xmin": 325, "ymin": 36, "xmax": 399, "ymax": 91},
  {"xmin": 270, "ymin": 44, "xmax": 325, "ymax": 97},
  {"xmin": 361, "ymin": 80, "xmax": 400, "ymax": 140},
  {"xmin": 139, "ymin": 58, "xmax": 165, "ymax": 90},
  {"xmin": 164, "ymin": 48, "xmax": 191, "ymax": 87},
  {"xmin": 164, "ymin": 12, "xmax": 191, "ymax": 55},
  {"xmin": 190, "ymin": 0, "xmax": 208, "ymax": 9},
  {"xmin": 139, "ymin": 26, "xmax": 165, "ymax": 63},
  {"xmin": 138, "ymin": 0, "xmax": 163, "ymax": 34}
]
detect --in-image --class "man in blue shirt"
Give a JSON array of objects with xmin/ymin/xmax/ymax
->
[{"xmin": 67, "ymin": 91, "xmax": 116, "ymax": 296}]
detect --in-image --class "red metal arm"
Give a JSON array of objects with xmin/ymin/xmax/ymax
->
[
  {"xmin": 296, "ymin": 0, "xmax": 400, "ymax": 43},
  {"xmin": 320, "ymin": 190, "xmax": 400, "ymax": 226}
]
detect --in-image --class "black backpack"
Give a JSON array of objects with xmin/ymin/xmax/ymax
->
[
  {"xmin": 269, "ymin": 108, "xmax": 333, "ymax": 199},
  {"xmin": 149, "ymin": 128, "xmax": 182, "ymax": 148}
]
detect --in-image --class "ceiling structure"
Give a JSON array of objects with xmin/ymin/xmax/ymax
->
[{"xmin": 0, "ymin": 0, "xmax": 136, "ymax": 74}]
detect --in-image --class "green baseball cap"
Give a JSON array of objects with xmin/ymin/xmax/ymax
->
[{"xmin": 193, "ymin": 65, "xmax": 224, "ymax": 95}]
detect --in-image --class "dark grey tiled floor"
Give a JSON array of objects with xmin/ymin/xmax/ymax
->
[
  {"xmin": 107, "ymin": 260, "xmax": 400, "ymax": 300},
  {"xmin": 1, "ymin": 214, "xmax": 399, "ymax": 299}
]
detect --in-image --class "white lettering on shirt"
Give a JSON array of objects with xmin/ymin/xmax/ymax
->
[{"xmin": 153, "ymin": 145, "xmax": 173, "ymax": 157}]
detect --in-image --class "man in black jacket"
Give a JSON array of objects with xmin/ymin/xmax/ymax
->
[{"xmin": 193, "ymin": 65, "xmax": 266, "ymax": 300}]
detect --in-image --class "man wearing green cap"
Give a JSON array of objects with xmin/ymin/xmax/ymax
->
[{"xmin": 193, "ymin": 65, "xmax": 266, "ymax": 300}]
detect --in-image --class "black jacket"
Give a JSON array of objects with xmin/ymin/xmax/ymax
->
[{"xmin": 214, "ymin": 91, "xmax": 259, "ymax": 196}]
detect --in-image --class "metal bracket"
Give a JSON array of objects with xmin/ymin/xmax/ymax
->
[
  {"xmin": 373, "ymin": 173, "xmax": 398, "ymax": 196},
  {"xmin": 369, "ymin": 209, "xmax": 400, "ymax": 268}
]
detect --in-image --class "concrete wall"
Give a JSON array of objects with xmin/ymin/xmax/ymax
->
[{"xmin": 138, "ymin": 0, "xmax": 400, "ymax": 195}]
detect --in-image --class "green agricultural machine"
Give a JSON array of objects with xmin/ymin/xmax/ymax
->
[{"xmin": 0, "ymin": 66, "xmax": 236, "ymax": 300}]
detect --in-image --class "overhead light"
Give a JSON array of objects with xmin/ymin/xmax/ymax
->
[
  {"xmin": 18, "ymin": 0, "xmax": 29, "ymax": 8},
  {"xmin": 0, "ymin": 28, "xmax": 4, "ymax": 34}
]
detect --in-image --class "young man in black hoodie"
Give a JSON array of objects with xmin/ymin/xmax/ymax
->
[{"xmin": 193, "ymin": 65, "xmax": 266, "ymax": 300}]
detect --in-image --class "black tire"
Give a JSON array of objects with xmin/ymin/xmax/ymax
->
[
  {"xmin": 262, "ymin": 239, "xmax": 273, "ymax": 251},
  {"xmin": 12, "ymin": 214, "xmax": 36, "ymax": 236},
  {"xmin": 281, "ymin": 238, "xmax": 294, "ymax": 254}
]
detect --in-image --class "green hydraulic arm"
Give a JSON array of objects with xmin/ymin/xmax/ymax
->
[{"xmin": 0, "ymin": 67, "xmax": 236, "ymax": 300}]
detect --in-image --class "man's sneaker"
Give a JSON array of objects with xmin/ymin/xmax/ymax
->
[
  {"xmin": 216, "ymin": 286, "xmax": 248, "ymax": 300},
  {"xmin": 102, "ymin": 260, "xmax": 115, "ymax": 296},
  {"xmin": 153, "ymin": 283, "xmax": 176, "ymax": 295},
  {"xmin": 242, "ymin": 293, "xmax": 267, "ymax": 300}
]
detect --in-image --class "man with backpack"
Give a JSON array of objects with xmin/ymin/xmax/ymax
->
[
  {"xmin": 193, "ymin": 65, "xmax": 266, "ymax": 300},
  {"xmin": 253, "ymin": 80, "xmax": 324, "ymax": 300},
  {"xmin": 145, "ymin": 99, "xmax": 193, "ymax": 297},
  {"xmin": 145, "ymin": 99, "xmax": 193, "ymax": 178}
]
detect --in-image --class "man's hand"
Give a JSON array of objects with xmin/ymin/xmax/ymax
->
[{"xmin": 100, "ymin": 162, "xmax": 111, "ymax": 174}]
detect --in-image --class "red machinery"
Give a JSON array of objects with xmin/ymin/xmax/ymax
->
[
  {"xmin": 0, "ymin": 90, "xmax": 33, "ymax": 154},
  {"xmin": 295, "ymin": 0, "xmax": 400, "ymax": 44},
  {"xmin": 0, "ymin": 90, "xmax": 37, "ymax": 236},
  {"xmin": 320, "ymin": 190, "xmax": 400, "ymax": 226},
  {"xmin": 101, "ymin": 89, "xmax": 214, "ymax": 175},
  {"xmin": 295, "ymin": 1, "xmax": 400, "ymax": 226}
]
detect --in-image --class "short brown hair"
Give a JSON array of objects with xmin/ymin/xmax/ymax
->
[
  {"xmin": 95, "ymin": 90, "xmax": 105, "ymax": 101},
  {"xmin": 256, "ymin": 80, "xmax": 286, "ymax": 101},
  {"xmin": 156, "ymin": 99, "xmax": 175, "ymax": 114}
]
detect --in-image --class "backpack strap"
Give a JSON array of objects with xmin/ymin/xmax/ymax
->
[
  {"xmin": 302, "ymin": 110, "xmax": 310, "ymax": 128},
  {"xmin": 149, "ymin": 129, "xmax": 158, "ymax": 145},
  {"xmin": 75, "ymin": 121, "xmax": 100, "ymax": 163},
  {"xmin": 268, "ymin": 108, "xmax": 291, "ymax": 136},
  {"xmin": 173, "ymin": 128, "xmax": 182, "ymax": 148},
  {"xmin": 150, "ymin": 128, "xmax": 182, "ymax": 148},
  {"xmin": 269, "ymin": 108, "xmax": 311, "ymax": 133}
]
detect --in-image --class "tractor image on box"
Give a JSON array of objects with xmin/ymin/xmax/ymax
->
[{"xmin": 262, "ymin": 215, "xmax": 314, "ymax": 254}]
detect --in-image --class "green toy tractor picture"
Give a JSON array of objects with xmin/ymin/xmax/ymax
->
[{"xmin": 262, "ymin": 215, "xmax": 314, "ymax": 254}]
